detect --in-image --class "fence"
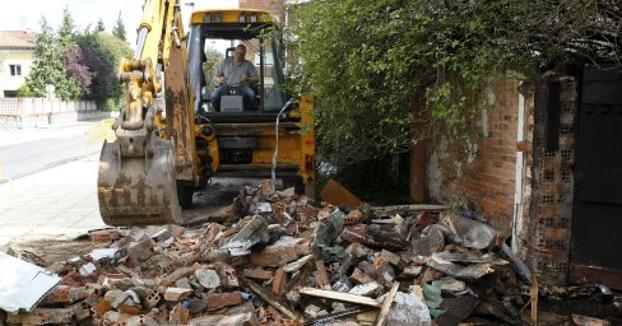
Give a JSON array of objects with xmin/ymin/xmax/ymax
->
[{"xmin": 0, "ymin": 98, "xmax": 109, "ymax": 128}]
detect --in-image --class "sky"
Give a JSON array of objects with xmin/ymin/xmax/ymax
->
[{"xmin": 0, "ymin": 0, "xmax": 240, "ymax": 44}]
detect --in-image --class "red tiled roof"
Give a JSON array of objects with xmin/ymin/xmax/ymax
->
[{"xmin": 0, "ymin": 31, "xmax": 36, "ymax": 49}]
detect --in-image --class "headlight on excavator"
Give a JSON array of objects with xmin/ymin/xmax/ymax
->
[{"xmin": 203, "ymin": 14, "xmax": 211, "ymax": 23}]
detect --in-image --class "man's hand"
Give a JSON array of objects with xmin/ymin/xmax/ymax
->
[
  {"xmin": 215, "ymin": 76, "xmax": 226, "ymax": 85},
  {"xmin": 244, "ymin": 74, "xmax": 257, "ymax": 84}
]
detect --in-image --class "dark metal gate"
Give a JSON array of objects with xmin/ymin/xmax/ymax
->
[{"xmin": 570, "ymin": 66, "xmax": 622, "ymax": 289}]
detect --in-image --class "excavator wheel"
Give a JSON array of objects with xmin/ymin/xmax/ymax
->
[
  {"xmin": 176, "ymin": 181, "xmax": 195, "ymax": 209},
  {"xmin": 97, "ymin": 133, "xmax": 186, "ymax": 226}
]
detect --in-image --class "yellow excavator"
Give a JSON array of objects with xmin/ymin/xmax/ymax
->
[{"xmin": 97, "ymin": 1, "xmax": 315, "ymax": 226}]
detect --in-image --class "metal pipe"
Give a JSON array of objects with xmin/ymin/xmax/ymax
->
[
  {"xmin": 134, "ymin": 26, "xmax": 149, "ymax": 59},
  {"xmin": 259, "ymin": 40, "xmax": 265, "ymax": 112}
]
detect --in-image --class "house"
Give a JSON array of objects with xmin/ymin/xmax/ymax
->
[{"xmin": 0, "ymin": 31, "xmax": 36, "ymax": 98}]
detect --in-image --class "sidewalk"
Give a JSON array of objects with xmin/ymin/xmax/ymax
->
[{"xmin": 0, "ymin": 156, "xmax": 106, "ymax": 247}]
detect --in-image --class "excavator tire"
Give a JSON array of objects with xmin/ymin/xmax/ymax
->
[
  {"xmin": 176, "ymin": 181, "xmax": 195, "ymax": 209},
  {"xmin": 97, "ymin": 133, "xmax": 185, "ymax": 226}
]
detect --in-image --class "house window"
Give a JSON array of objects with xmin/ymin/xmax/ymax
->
[{"xmin": 9, "ymin": 64, "xmax": 22, "ymax": 76}]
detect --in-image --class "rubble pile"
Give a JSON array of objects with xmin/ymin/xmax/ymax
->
[{"xmin": 0, "ymin": 181, "xmax": 599, "ymax": 325}]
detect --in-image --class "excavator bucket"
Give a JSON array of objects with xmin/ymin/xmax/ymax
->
[{"xmin": 97, "ymin": 132, "xmax": 184, "ymax": 226}]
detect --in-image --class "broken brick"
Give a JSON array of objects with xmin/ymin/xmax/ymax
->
[
  {"xmin": 249, "ymin": 236, "xmax": 303, "ymax": 267},
  {"xmin": 207, "ymin": 292, "xmax": 244, "ymax": 312},
  {"xmin": 164, "ymin": 288, "xmax": 193, "ymax": 302}
]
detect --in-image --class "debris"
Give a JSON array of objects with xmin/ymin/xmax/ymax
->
[
  {"xmin": 242, "ymin": 267, "xmax": 273, "ymax": 280},
  {"xmin": 285, "ymin": 254, "xmax": 314, "ymax": 273},
  {"xmin": 423, "ymin": 283, "xmax": 444, "ymax": 318},
  {"xmin": 384, "ymin": 291, "xmax": 431, "ymax": 326},
  {"xmin": 6, "ymin": 300, "xmax": 90, "ymax": 325},
  {"xmin": 2, "ymin": 181, "xmax": 602, "ymax": 325},
  {"xmin": 431, "ymin": 277, "xmax": 466, "ymax": 294},
  {"xmin": 79, "ymin": 262, "xmax": 97, "ymax": 276},
  {"xmin": 531, "ymin": 274, "xmax": 539, "ymax": 325},
  {"xmin": 243, "ymin": 277, "xmax": 300, "ymax": 320},
  {"xmin": 413, "ymin": 225, "xmax": 445, "ymax": 256},
  {"xmin": 0, "ymin": 252, "xmax": 61, "ymax": 313},
  {"xmin": 434, "ymin": 296, "xmax": 480, "ymax": 326},
  {"xmin": 349, "ymin": 281, "xmax": 382, "ymax": 296},
  {"xmin": 207, "ymin": 292, "xmax": 244, "ymax": 312},
  {"xmin": 426, "ymin": 255, "xmax": 495, "ymax": 279},
  {"xmin": 571, "ymin": 314, "xmax": 612, "ymax": 326},
  {"xmin": 250, "ymin": 236, "xmax": 304, "ymax": 266},
  {"xmin": 164, "ymin": 287, "xmax": 194, "ymax": 301},
  {"xmin": 501, "ymin": 243, "xmax": 532, "ymax": 284},
  {"xmin": 440, "ymin": 212, "xmax": 498, "ymax": 250},
  {"xmin": 222, "ymin": 215, "xmax": 270, "ymax": 256},
  {"xmin": 272, "ymin": 265, "xmax": 287, "ymax": 297},
  {"xmin": 195, "ymin": 268, "xmax": 221, "ymax": 289},
  {"xmin": 299, "ymin": 287, "xmax": 381, "ymax": 308}
]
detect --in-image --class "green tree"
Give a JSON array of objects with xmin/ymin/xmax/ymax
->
[
  {"xmin": 77, "ymin": 31, "xmax": 132, "ymax": 110},
  {"xmin": 57, "ymin": 7, "xmax": 76, "ymax": 50},
  {"xmin": 112, "ymin": 12, "xmax": 127, "ymax": 41},
  {"xmin": 203, "ymin": 48, "xmax": 224, "ymax": 91},
  {"xmin": 291, "ymin": 0, "xmax": 622, "ymax": 169},
  {"xmin": 95, "ymin": 18, "xmax": 106, "ymax": 33},
  {"xmin": 22, "ymin": 17, "xmax": 81, "ymax": 100}
]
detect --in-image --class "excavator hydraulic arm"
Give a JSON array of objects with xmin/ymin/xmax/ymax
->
[{"xmin": 97, "ymin": 0, "xmax": 196, "ymax": 226}]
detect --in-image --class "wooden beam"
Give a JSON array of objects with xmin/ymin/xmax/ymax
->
[
  {"xmin": 243, "ymin": 277, "xmax": 300, "ymax": 320},
  {"xmin": 299, "ymin": 287, "xmax": 381, "ymax": 308},
  {"xmin": 375, "ymin": 282, "xmax": 399, "ymax": 326}
]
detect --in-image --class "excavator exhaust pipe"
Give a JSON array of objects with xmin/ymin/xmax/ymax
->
[{"xmin": 97, "ymin": 131, "xmax": 184, "ymax": 226}]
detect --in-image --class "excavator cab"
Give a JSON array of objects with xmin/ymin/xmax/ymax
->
[
  {"xmin": 187, "ymin": 10, "xmax": 288, "ymax": 116},
  {"xmin": 187, "ymin": 10, "xmax": 315, "ymax": 193}
]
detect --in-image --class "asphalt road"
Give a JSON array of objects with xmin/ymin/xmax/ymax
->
[{"xmin": 0, "ymin": 135, "xmax": 101, "ymax": 182}]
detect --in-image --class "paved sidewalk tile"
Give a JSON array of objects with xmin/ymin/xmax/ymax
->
[{"xmin": 0, "ymin": 156, "xmax": 107, "ymax": 247}]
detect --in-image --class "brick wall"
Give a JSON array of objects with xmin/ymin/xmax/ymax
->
[{"xmin": 427, "ymin": 78, "xmax": 525, "ymax": 236}]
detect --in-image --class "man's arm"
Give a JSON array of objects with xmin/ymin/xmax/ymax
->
[
  {"xmin": 245, "ymin": 62, "xmax": 259, "ymax": 84},
  {"xmin": 213, "ymin": 61, "xmax": 226, "ymax": 85}
]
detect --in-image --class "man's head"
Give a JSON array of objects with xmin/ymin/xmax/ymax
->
[{"xmin": 233, "ymin": 44, "xmax": 246, "ymax": 61}]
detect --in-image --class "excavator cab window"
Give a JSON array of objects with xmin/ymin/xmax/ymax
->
[{"xmin": 187, "ymin": 22, "xmax": 289, "ymax": 122}]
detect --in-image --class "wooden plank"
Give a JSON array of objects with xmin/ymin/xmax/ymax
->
[
  {"xmin": 530, "ymin": 274, "xmax": 538, "ymax": 325},
  {"xmin": 242, "ymin": 277, "xmax": 299, "ymax": 320},
  {"xmin": 375, "ymin": 282, "xmax": 399, "ymax": 326},
  {"xmin": 272, "ymin": 265, "xmax": 287, "ymax": 297},
  {"xmin": 315, "ymin": 260, "xmax": 331, "ymax": 289},
  {"xmin": 299, "ymin": 287, "xmax": 381, "ymax": 308},
  {"xmin": 242, "ymin": 267, "xmax": 273, "ymax": 280}
]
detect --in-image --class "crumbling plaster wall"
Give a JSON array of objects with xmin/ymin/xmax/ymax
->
[{"xmin": 426, "ymin": 78, "xmax": 532, "ymax": 237}]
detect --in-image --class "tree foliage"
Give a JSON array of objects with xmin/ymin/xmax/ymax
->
[
  {"xmin": 22, "ymin": 17, "xmax": 81, "ymax": 100},
  {"xmin": 77, "ymin": 32, "xmax": 132, "ymax": 109},
  {"xmin": 21, "ymin": 9, "xmax": 132, "ymax": 105},
  {"xmin": 203, "ymin": 48, "xmax": 224, "ymax": 91},
  {"xmin": 96, "ymin": 19, "xmax": 106, "ymax": 33},
  {"xmin": 290, "ymin": 0, "xmax": 622, "ymax": 168},
  {"xmin": 112, "ymin": 12, "xmax": 127, "ymax": 42}
]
